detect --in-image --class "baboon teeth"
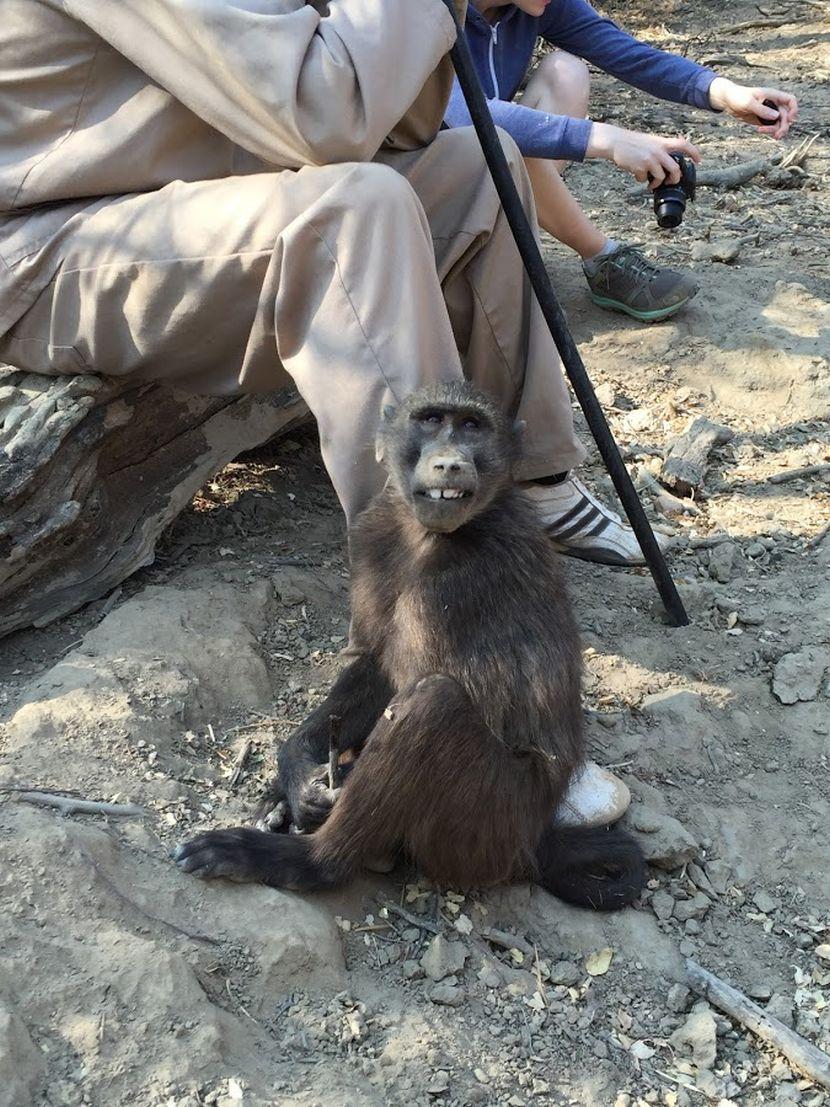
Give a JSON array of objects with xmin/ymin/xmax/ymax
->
[{"xmin": 425, "ymin": 488, "xmax": 465, "ymax": 500}]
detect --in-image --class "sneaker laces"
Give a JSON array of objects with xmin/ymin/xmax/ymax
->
[{"xmin": 600, "ymin": 244, "xmax": 661, "ymax": 288}]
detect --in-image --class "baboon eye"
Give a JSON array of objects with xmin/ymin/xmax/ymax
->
[
  {"xmin": 462, "ymin": 417, "xmax": 481, "ymax": 430},
  {"xmin": 415, "ymin": 410, "xmax": 442, "ymax": 425}
]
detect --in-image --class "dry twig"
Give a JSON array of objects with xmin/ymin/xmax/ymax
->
[
  {"xmin": 686, "ymin": 959, "xmax": 830, "ymax": 1088},
  {"xmin": 768, "ymin": 463, "xmax": 830, "ymax": 485},
  {"xmin": 229, "ymin": 739, "xmax": 252, "ymax": 787},
  {"xmin": 7, "ymin": 789, "xmax": 145, "ymax": 818},
  {"xmin": 383, "ymin": 902, "xmax": 442, "ymax": 934}
]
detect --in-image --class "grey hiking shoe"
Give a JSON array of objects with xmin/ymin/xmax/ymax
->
[{"xmin": 584, "ymin": 244, "xmax": 698, "ymax": 322}]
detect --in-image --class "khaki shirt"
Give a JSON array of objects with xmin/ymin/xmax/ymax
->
[{"xmin": 0, "ymin": 0, "xmax": 462, "ymax": 334}]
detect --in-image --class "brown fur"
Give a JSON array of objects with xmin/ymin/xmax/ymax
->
[{"xmin": 175, "ymin": 384, "xmax": 644, "ymax": 908}]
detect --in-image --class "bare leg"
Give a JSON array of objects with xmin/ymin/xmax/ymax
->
[
  {"xmin": 521, "ymin": 51, "xmax": 591, "ymax": 174},
  {"xmin": 523, "ymin": 158, "xmax": 606, "ymax": 259},
  {"xmin": 519, "ymin": 51, "xmax": 607, "ymax": 257}
]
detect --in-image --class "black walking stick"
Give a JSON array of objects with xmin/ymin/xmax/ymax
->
[{"xmin": 440, "ymin": 0, "xmax": 689, "ymax": 627}]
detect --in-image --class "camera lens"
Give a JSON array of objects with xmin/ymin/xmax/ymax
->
[{"xmin": 654, "ymin": 190, "xmax": 686, "ymax": 229}]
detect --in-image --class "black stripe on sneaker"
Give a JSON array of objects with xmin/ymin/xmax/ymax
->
[
  {"xmin": 587, "ymin": 516, "xmax": 611, "ymax": 538},
  {"xmin": 554, "ymin": 505, "xmax": 602, "ymax": 542},
  {"xmin": 543, "ymin": 498, "xmax": 592, "ymax": 535}
]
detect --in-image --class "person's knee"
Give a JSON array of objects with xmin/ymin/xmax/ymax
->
[
  {"xmin": 343, "ymin": 161, "xmax": 421, "ymax": 218},
  {"xmin": 535, "ymin": 50, "xmax": 590, "ymax": 113}
]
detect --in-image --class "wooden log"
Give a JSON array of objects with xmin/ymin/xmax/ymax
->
[
  {"xmin": 0, "ymin": 365, "xmax": 308, "ymax": 638},
  {"xmin": 659, "ymin": 416, "xmax": 734, "ymax": 498}
]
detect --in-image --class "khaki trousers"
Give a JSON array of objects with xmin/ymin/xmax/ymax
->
[{"xmin": 0, "ymin": 128, "xmax": 585, "ymax": 520}]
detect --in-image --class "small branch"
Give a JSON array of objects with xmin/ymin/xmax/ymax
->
[
  {"xmin": 328, "ymin": 714, "xmax": 342, "ymax": 791},
  {"xmin": 383, "ymin": 902, "xmax": 442, "ymax": 934},
  {"xmin": 9, "ymin": 790, "xmax": 145, "ymax": 818},
  {"xmin": 768, "ymin": 464, "xmax": 830, "ymax": 485},
  {"xmin": 720, "ymin": 16, "xmax": 792, "ymax": 31},
  {"xmin": 686, "ymin": 959, "xmax": 830, "ymax": 1089},
  {"xmin": 228, "ymin": 739, "xmax": 252, "ymax": 788},
  {"xmin": 481, "ymin": 927, "xmax": 535, "ymax": 958},
  {"xmin": 697, "ymin": 157, "xmax": 777, "ymax": 189},
  {"xmin": 806, "ymin": 520, "xmax": 830, "ymax": 550}
]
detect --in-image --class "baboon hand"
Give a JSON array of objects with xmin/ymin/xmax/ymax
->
[{"xmin": 295, "ymin": 764, "xmax": 341, "ymax": 832}]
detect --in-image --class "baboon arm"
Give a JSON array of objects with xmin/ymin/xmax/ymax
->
[{"xmin": 277, "ymin": 652, "xmax": 392, "ymax": 816}]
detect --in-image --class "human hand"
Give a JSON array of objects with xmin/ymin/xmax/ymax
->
[
  {"xmin": 586, "ymin": 123, "xmax": 701, "ymax": 188},
  {"xmin": 708, "ymin": 78, "xmax": 798, "ymax": 139}
]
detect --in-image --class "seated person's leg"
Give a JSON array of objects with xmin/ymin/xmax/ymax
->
[
  {"xmin": 0, "ymin": 165, "xmax": 467, "ymax": 523},
  {"xmin": 521, "ymin": 53, "xmax": 699, "ymax": 323},
  {"xmin": 382, "ymin": 126, "xmax": 660, "ymax": 568}
]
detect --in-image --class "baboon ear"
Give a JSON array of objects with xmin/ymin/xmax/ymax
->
[
  {"xmin": 382, "ymin": 404, "xmax": 397, "ymax": 423},
  {"xmin": 512, "ymin": 418, "xmax": 526, "ymax": 440}
]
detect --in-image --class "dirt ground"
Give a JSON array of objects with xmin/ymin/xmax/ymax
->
[{"xmin": 1, "ymin": 1, "xmax": 828, "ymax": 1105}]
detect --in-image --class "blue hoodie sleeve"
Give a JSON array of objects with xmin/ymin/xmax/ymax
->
[
  {"xmin": 444, "ymin": 79, "xmax": 593, "ymax": 161},
  {"xmin": 539, "ymin": 0, "xmax": 717, "ymax": 110}
]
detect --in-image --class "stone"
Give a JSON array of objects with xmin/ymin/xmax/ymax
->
[
  {"xmin": 427, "ymin": 1071, "xmax": 450, "ymax": 1095},
  {"xmin": 651, "ymin": 890, "xmax": 676, "ymax": 921},
  {"xmin": 704, "ymin": 859, "xmax": 733, "ymax": 895},
  {"xmin": 420, "ymin": 935, "xmax": 468, "ymax": 982},
  {"xmin": 766, "ymin": 993, "xmax": 795, "ymax": 1028},
  {"xmin": 549, "ymin": 961, "xmax": 581, "ymax": 987},
  {"xmin": 402, "ymin": 960, "xmax": 423, "ymax": 980},
  {"xmin": 747, "ymin": 983, "xmax": 772, "ymax": 1001},
  {"xmin": 670, "ymin": 1002, "xmax": 718, "ymax": 1070},
  {"xmin": 0, "ymin": 1004, "xmax": 46, "ymax": 1107},
  {"xmin": 627, "ymin": 809, "xmax": 700, "ymax": 870},
  {"xmin": 673, "ymin": 893, "xmax": 712, "ymax": 922},
  {"xmin": 752, "ymin": 890, "xmax": 779, "ymax": 915},
  {"xmin": 690, "ymin": 239, "xmax": 741, "ymax": 264},
  {"xmin": 428, "ymin": 984, "xmax": 465, "ymax": 1007},
  {"xmin": 708, "ymin": 542, "xmax": 738, "ymax": 584},
  {"xmin": 640, "ymin": 688, "xmax": 706, "ymax": 720},
  {"xmin": 477, "ymin": 964, "xmax": 503, "ymax": 989},
  {"xmin": 687, "ymin": 862, "xmax": 717, "ymax": 897},
  {"xmin": 772, "ymin": 649, "xmax": 830, "ymax": 705},
  {"xmin": 667, "ymin": 983, "xmax": 691, "ymax": 1013}
]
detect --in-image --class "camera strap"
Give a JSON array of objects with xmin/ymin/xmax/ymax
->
[{"xmin": 439, "ymin": 0, "xmax": 689, "ymax": 627}]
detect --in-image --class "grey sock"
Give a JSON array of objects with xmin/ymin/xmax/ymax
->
[{"xmin": 583, "ymin": 238, "xmax": 620, "ymax": 275}]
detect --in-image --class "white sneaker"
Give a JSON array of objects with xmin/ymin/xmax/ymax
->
[
  {"xmin": 524, "ymin": 474, "xmax": 667, "ymax": 567},
  {"xmin": 557, "ymin": 760, "xmax": 631, "ymax": 828}
]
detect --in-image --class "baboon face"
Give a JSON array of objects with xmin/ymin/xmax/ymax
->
[{"xmin": 377, "ymin": 383, "xmax": 521, "ymax": 533}]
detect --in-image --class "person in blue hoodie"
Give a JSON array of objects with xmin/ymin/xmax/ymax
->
[{"xmin": 445, "ymin": 0, "xmax": 798, "ymax": 322}]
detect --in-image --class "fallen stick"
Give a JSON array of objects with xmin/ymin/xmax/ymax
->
[
  {"xmin": 481, "ymin": 927, "xmax": 535, "ymax": 958},
  {"xmin": 228, "ymin": 738, "xmax": 252, "ymax": 788},
  {"xmin": 383, "ymin": 902, "xmax": 442, "ymax": 934},
  {"xmin": 768, "ymin": 463, "xmax": 830, "ymax": 485},
  {"xmin": 696, "ymin": 157, "xmax": 777, "ymax": 189},
  {"xmin": 720, "ymin": 16, "xmax": 793, "ymax": 32},
  {"xmin": 328, "ymin": 714, "xmax": 342, "ymax": 790},
  {"xmin": 10, "ymin": 790, "xmax": 145, "ymax": 817},
  {"xmin": 806, "ymin": 520, "xmax": 830, "ymax": 549},
  {"xmin": 686, "ymin": 959, "xmax": 830, "ymax": 1089}
]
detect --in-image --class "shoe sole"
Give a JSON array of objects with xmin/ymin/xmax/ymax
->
[
  {"xmin": 549, "ymin": 540, "xmax": 647, "ymax": 568},
  {"xmin": 589, "ymin": 291, "xmax": 694, "ymax": 323}
]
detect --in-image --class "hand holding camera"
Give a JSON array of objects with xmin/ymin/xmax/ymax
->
[{"xmin": 586, "ymin": 123, "xmax": 701, "ymax": 188}]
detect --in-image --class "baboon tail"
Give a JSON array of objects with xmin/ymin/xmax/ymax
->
[{"xmin": 534, "ymin": 822, "xmax": 646, "ymax": 911}]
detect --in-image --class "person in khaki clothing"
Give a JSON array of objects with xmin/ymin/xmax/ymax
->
[{"xmin": 1, "ymin": 1, "xmax": 639, "ymax": 819}]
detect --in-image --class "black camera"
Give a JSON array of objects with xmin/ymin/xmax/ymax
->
[{"xmin": 651, "ymin": 153, "xmax": 696, "ymax": 229}]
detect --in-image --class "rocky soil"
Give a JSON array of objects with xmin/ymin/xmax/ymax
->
[{"xmin": 1, "ymin": 1, "xmax": 828, "ymax": 1105}]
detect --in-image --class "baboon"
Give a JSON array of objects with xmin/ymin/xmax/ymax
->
[{"xmin": 175, "ymin": 382, "xmax": 645, "ymax": 909}]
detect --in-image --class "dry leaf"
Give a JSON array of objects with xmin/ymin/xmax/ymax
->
[{"xmin": 585, "ymin": 947, "xmax": 614, "ymax": 976}]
